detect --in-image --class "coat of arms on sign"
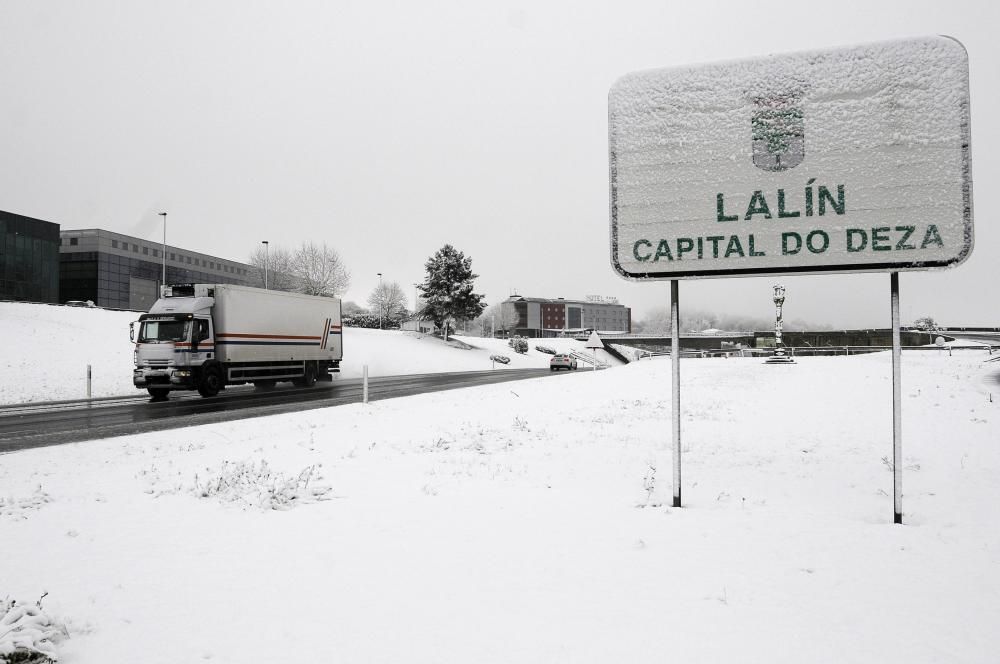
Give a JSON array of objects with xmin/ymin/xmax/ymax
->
[{"xmin": 751, "ymin": 92, "xmax": 805, "ymax": 172}]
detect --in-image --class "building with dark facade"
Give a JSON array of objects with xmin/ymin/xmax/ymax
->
[
  {"xmin": 60, "ymin": 229, "xmax": 254, "ymax": 311},
  {"xmin": 500, "ymin": 295, "xmax": 631, "ymax": 338},
  {"xmin": 0, "ymin": 210, "xmax": 60, "ymax": 303}
]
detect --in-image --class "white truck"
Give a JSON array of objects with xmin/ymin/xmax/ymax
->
[{"xmin": 132, "ymin": 283, "xmax": 342, "ymax": 400}]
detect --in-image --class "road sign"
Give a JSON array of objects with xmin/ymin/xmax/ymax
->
[
  {"xmin": 609, "ymin": 36, "xmax": 973, "ymax": 280},
  {"xmin": 585, "ymin": 331, "xmax": 603, "ymax": 349}
]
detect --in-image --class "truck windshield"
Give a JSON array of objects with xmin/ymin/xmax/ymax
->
[{"xmin": 138, "ymin": 320, "xmax": 190, "ymax": 343}]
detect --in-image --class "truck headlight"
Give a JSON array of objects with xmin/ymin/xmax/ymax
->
[{"xmin": 172, "ymin": 370, "xmax": 192, "ymax": 377}]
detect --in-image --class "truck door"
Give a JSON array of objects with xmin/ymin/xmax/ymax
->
[{"xmin": 191, "ymin": 318, "xmax": 215, "ymax": 362}]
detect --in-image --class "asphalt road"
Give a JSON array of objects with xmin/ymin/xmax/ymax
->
[{"xmin": 0, "ymin": 368, "xmax": 556, "ymax": 453}]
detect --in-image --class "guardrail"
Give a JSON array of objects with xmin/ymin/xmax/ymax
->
[
  {"xmin": 569, "ymin": 350, "xmax": 610, "ymax": 368},
  {"xmin": 622, "ymin": 344, "xmax": 998, "ymax": 360}
]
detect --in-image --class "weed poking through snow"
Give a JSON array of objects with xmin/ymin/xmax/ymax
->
[
  {"xmin": 192, "ymin": 460, "xmax": 332, "ymax": 510},
  {"xmin": 0, "ymin": 593, "xmax": 68, "ymax": 663},
  {"xmin": 0, "ymin": 487, "xmax": 51, "ymax": 520}
]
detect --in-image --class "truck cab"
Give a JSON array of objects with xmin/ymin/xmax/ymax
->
[{"xmin": 132, "ymin": 287, "xmax": 219, "ymax": 399}]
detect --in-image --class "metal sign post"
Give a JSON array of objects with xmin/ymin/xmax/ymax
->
[
  {"xmin": 585, "ymin": 331, "xmax": 604, "ymax": 371},
  {"xmin": 671, "ymin": 280, "xmax": 682, "ymax": 507},
  {"xmin": 890, "ymin": 273, "xmax": 903, "ymax": 524}
]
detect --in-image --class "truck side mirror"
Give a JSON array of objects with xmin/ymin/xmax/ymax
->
[{"xmin": 130, "ymin": 322, "xmax": 135, "ymax": 342}]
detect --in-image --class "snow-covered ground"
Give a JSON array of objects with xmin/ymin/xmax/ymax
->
[
  {"xmin": 2, "ymin": 303, "xmax": 1000, "ymax": 662},
  {"xmin": 0, "ymin": 302, "xmax": 614, "ymax": 404}
]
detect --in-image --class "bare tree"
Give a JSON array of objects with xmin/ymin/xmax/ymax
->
[
  {"xmin": 294, "ymin": 241, "xmax": 351, "ymax": 297},
  {"xmin": 248, "ymin": 245, "xmax": 298, "ymax": 291},
  {"xmin": 483, "ymin": 302, "xmax": 518, "ymax": 338},
  {"xmin": 472, "ymin": 308, "xmax": 493, "ymax": 337},
  {"xmin": 634, "ymin": 306, "xmax": 832, "ymax": 335},
  {"xmin": 635, "ymin": 306, "xmax": 672, "ymax": 335},
  {"xmin": 367, "ymin": 281, "xmax": 408, "ymax": 323},
  {"xmin": 342, "ymin": 301, "xmax": 367, "ymax": 317}
]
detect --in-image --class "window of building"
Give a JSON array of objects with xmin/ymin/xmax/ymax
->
[
  {"xmin": 132, "ymin": 245, "xmax": 138, "ymax": 253},
  {"xmin": 69, "ymin": 237, "xmax": 78, "ymax": 246},
  {"xmin": 170, "ymin": 253, "xmax": 175, "ymax": 260},
  {"xmin": 153, "ymin": 249, "xmax": 159, "ymax": 257},
  {"xmin": 186, "ymin": 256, "xmax": 191, "ymax": 264},
  {"xmin": 142, "ymin": 247, "xmax": 149, "ymax": 255},
  {"xmin": 111, "ymin": 240, "xmax": 118, "ymax": 248}
]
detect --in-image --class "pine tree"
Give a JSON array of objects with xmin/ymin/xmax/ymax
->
[{"xmin": 418, "ymin": 245, "xmax": 486, "ymax": 341}]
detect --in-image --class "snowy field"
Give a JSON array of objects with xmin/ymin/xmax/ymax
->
[
  {"xmin": 2, "ymin": 303, "xmax": 1000, "ymax": 662},
  {"xmin": 0, "ymin": 302, "xmax": 613, "ymax": 404}
]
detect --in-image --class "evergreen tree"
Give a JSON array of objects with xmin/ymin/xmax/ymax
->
[{"xmin": 418, "ymin": 245, "xmax": 486, "ymax": 340}]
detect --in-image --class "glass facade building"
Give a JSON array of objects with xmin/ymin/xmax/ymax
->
[
  {"xmin": 59, "ymin": 229, "xmax": 254, "ymax": 311},
  {"xmin": 0, "ymin": 210, "xmax": 60, "ymax": 303}
]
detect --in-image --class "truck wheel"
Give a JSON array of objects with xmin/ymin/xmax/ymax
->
[
  {"xmin": 198, "ymin": 366, "xmax": 223, "ymax": 397},
  {"xmin": 147, "ymin": 388, "xmax": 170, "ymax": 401},
  {"xmin": 294, "ymin": 362, "xmax": 317, "ymax": 388}
]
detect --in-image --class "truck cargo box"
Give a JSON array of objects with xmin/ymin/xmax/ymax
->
[{"xmin": 211, "ymin": 284, "xmax": 343, "ymax": 364}]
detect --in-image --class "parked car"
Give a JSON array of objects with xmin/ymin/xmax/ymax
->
[
  {"xmin": 535, "ymin": 345, "xmax": 556, "ymax": 355},
  {"xmin": 65, "ymin": 300, "xmax": 95, "ymax": 307},
  {"xmin": 550, "ymin": 354, "xmax": 578, "ymax": 371},
  {"xmin": 490, "ymin": 354, "xmax": 511, "ymax": 365}
]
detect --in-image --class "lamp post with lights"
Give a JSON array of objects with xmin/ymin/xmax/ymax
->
[
  {"xmin": 262, "ymin": 241, "xmax": 269, "ymax": 289},
  {"xmin": 158, "ymin": 212, "xmax": 167, "ymax": 288}
]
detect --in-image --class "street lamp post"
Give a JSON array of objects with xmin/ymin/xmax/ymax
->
[
  {"xmin": 158, "ymin": 212, "xmax": 167, "ymax": 288},
  {"xmin": 413, "ymin": 283, "xmax": 420, "ymax": 316},
  {"xmin": 262, "ymin": 241, "xmax": 269, "ymax": 289},
  {"xmin": 765, "ymin": 284, "xmax": 795, "ymax": 364},
  {"xmin": 377, "ymin": 273, "xmax": 383, "ymax": 330}
]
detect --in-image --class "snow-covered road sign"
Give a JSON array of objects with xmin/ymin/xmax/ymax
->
[{"xmin": 609, "ymin": 36, "xmax": 973, "ymax": 280}]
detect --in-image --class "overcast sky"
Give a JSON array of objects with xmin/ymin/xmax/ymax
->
[{"xmin": 2, "ymin": 1, "xmax": 996, "ymax": 327}]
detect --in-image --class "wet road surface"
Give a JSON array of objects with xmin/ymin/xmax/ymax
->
[{"xmin": 0, "ymin": 368, "xmax": 555, "ymax": 453}]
